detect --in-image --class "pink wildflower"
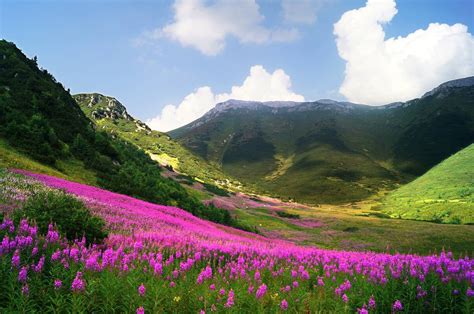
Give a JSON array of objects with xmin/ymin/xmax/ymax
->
[
  {"xmin": 138, "ymin": 284, "xmax": 146, "ymax": 296},
  {"xmin": 71, "ymin": 271, "xmax": 85, "ymax": 292},
  {"xmin": 392, "ymin": 300, "xmax": 403, "ymax": 312},
  {"xmin": 256, "ymin": 284, "xmax": 267, "ymax": 299}
]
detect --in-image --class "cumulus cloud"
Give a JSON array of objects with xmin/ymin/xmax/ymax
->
[
  {"xmin": 334, "ymin": 0, "xmax": 474, "ymax": 105},
  {"xmin": 282, "ymin": 0, "xmax": 324, "ymax": 25},
  {"xmin": 146, "ymin": 0, "xmax": 298, "ymax": 56},
  {"xmin": 146, "ymin": 65, "xmax": 304, "ymax": 132}
]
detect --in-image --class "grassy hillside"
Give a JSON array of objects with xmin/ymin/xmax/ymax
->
[
  {"xmin": 171, "ymin": 83, "xmax": 474, "ymax": 204},
  {"xmin": 73, "ymin": 93, "xmax": 240, "ymax": 188},
  {"xmin": 380, "ymin": 144, "xmax": 474, "ymax": 224},
  {"xmin": 0, "ymin": 40, "xmax": 246, "ymax": 228}
]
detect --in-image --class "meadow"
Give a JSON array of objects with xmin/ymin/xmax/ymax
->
[{"xmin": 1, "ymin": 169, "xmax": 473, "ymax": 313}]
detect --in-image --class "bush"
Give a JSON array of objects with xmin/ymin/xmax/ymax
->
[
  {"xmin": 12, "ymin": 190, "xmax": 107, "ymax": 244},
  {"xmin": 203, "ymin": 183, "xmax": 229, "ymax": 197},
  {"xmin": 276, "ymin": 211, "xmax": 300, "ymax": 219}
]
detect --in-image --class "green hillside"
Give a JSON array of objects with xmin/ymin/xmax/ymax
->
[
  {"xmin": 170, "ymin": 83, "xmax": 474, "ymax": 204},
  {"xmin": 380, "ymin": 144, "xmax": 474, "ymax": 224},
  {"xmin": 73, "ymin": 93, "xmax": 240, "ymax": 188},
  {"xmin": 0, "ymin": 40, "xmax": 243, "ymax": 228}
]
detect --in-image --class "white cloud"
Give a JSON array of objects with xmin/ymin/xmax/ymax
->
[
  {"xmin": 334, "ymin": 0, "xmax": 474, "ymax": 105},
  {"xmin": 148, "ymin": 0, "xmax": 298, "ymax": 56},
  {"xmin": 146, "ymin": 65, "xmax": 304, "ymax": 132},
  {"xmin": 282, "ymin": 0, "xmax": 324, "ymax": 25}
]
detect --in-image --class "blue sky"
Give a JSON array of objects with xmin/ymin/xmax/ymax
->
[{"xmin": 1, "ymin": 0, "xmax": 473, "ymax": 131}]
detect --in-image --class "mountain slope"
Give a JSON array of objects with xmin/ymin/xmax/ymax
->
[
  {"xmin": 0, "ymin": 40, "xmax": 243, "ymax": 228},
  {"xmin": 170, "ymin": 78, "xmax": 474, "ymax": 204},
  {"xmin": 380, "ymin": 144, "xmax": 474, "ymax": 224},
  {"xmin": 73, "ymin": 93, "xmax": 240, "ymax": 188}
]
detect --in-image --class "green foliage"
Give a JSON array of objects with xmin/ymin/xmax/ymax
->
[
  {"xmin": 202, "ymin": 182, "xmax": 229, "ymax": 197},
  {"xmin": 12, "ymin": 190, "xmax": 107, "ymax": 244},
  {"xmin": 275, "ymin": 211, "xmax": 300, "ymax": 219}
]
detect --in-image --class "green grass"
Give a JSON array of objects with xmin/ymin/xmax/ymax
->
[
  {"xmin": 232, "ymin": 201, "xmax": 474, "ymax": 256},
  {"xmin": 0, "ymin": 138, "xmax": 97, "ymax": 185},
  {"xmin": 380, "ymin": 144, "xmax": 474, "ymax": 224}
]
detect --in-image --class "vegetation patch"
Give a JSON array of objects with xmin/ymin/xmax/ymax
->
[
  {"xmin": 276, "ymin": 211, "xmax": 300, "ymax": 219},
  {"xmin": 13, "ymin": 190, "xmax": 107, "ymax": 244}
]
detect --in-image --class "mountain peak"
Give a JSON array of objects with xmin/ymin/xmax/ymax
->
[
  {"xmin": 74, "ymin": 93, "xmax": 132, "ymax": 121},
  {"xmin": 216, "ymin": 99, "xmax": 303, "ymax": 109},
  {"xmin": 74, "ymin": 93, "xmax": 151, "ymax": 132},
  {"xmin": 422, "ymin": 76, "xmax": 474, "ymax": 98}
]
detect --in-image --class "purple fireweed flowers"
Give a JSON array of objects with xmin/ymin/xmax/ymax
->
[
  {"xmin": 18, "ymin": 266, "xmax": 28, "ymax": 283},
  {"xmin": 4, "ymin": 169, "xmax": 473, "ymax": 313},
  {"xmin": 138, "ymin": 284, "xmax": 146, "ymax": 296},
  {"xmin": 54, "ymin": 279, "xmax": 62, "ymax": 289},
  {"xmin": 71, "ymin": 271, "xmax": 85, "ymax": 292},
  {"xmin": 256, "ymin": 284, "xmax": 267, "ymax": 299},
  {"xmin": 392, "ymin": 300, "xmax": 403, "ymax": 312}
]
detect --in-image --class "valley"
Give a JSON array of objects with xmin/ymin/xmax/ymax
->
[{"xmin": 1, "ymin": 38, "xmax": 473, "ymax": 313}]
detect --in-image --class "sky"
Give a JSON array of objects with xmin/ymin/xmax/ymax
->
[{"xmin": 1, "ymin": 0, "xmax": 473, "ymax": 132}]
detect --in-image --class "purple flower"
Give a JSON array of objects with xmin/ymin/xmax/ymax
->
[
  {"xmin": 342, "ymin": 294, "xmax": 348, "ymax": 303},
  {"xmin": 292, "ymin": 281, "xmax": 299, "ymax": 288},
  {"xmin": 280, "ymin": 299, "xmax": 288, "ymax": 311},
  {"xmin": 467, "ymin": 287, "xmax": 474, "ymax": 297},
  {"xmin": 34, "ymin": 256, "xmax": 45, "ymax": 273},
  {"xmin": 224, "ymin": 289, "xmax": 234, "ymax": 308},
  {"xmin": 368, "ymin": 295, "xmax": 376, "ymax": 309},
  {"xmin": 392, "ymin": 300, "xmax": 403, "ymax": 312},
  {"xmin": 317, "ymin": 276, "xmax": 325, "ymax": 287},
  {"xmin": 21, "ymin": 284, "xmax": 29, "ymax": 296},
  {"xmin": 18, "ymin": 266, "xmax": 28, "ymax": 283},
  {"xmin": 54, "ymin": 279, "xmax": 62, "ymax": 289},
  {"xmin": 357, "ymin": 307, "xmax": 368, "ymax": 314},
  {"xmin": 11, "ymin": 250, "xmax": 20, "ymax": 268},
  {"xmin": 209, "ymin": 283, "xmax": 216, "ymax": 290},
  {"xmin": 256, "ymin": 284, "xmax": 267, "ymax": 299},
  {"xmin": 138, "ymin": 284, "xmax": 146, "ymax": 296},
  {"xmin": 136, "ymin": 306, "xmax": 144, "ymax": 314},
  {"xmin": 71, "ymin": 271, "xmax": 85, "ymax": 293}
]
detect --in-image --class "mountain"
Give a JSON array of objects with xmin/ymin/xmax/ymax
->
[
  {"xmin": 73, "ymin": 93, "xmax": 240, "ymax": 188},
  {"xmin": 170, "ymin": 77, "xmax": 474, "ymax": 204},
  {"xmin": 379, "ymin": 144, "xmax": 474, "ymax": 224},
  {"xmin": 0, "ymin": 40, "xmax": 243, "ymax": 228}
]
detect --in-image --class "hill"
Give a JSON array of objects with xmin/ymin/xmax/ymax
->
[
  {"xmin": 0, "ymin": 40, "xmax": 242, "ymax": 228},
  {"xmin": 380, "ymin": 144, "xmax": 474, "ymax": 224},
  {"xmin": 73, "ymin": 93, "xmax": 240, "ymax": 188},
  {"xmin": 170, "ymin": 80, "xmax": 474, "ymax": 204}
]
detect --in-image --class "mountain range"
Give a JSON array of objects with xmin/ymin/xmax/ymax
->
[
  {"xmin": 170, "ymin": 80, "xmax": 474, "ymax": 204},
  {"xmin": 1, "ymin": 39, "xmax": 473, "ymax": 226}
]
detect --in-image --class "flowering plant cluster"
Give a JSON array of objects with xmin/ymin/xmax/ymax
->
[{"xmin": 0, "ymin": 170, "xmax": 473, "ymax": 313}]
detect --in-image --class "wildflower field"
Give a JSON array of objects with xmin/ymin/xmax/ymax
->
[{"xmin": 0, "ymin": 169, "xmax": 473, "ymax": 313}]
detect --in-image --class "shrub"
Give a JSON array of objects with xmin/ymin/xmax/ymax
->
[
  {"xmin": 276, "ymin": 211, "xmax": 300, "ymax": 219},
  {"xmin": 203, "ymin": 183, "xmax": 229, "ymax": 197},
  {"xmin": 12, "ymin": 190, "xmax": 107, "ymax": 244}
]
